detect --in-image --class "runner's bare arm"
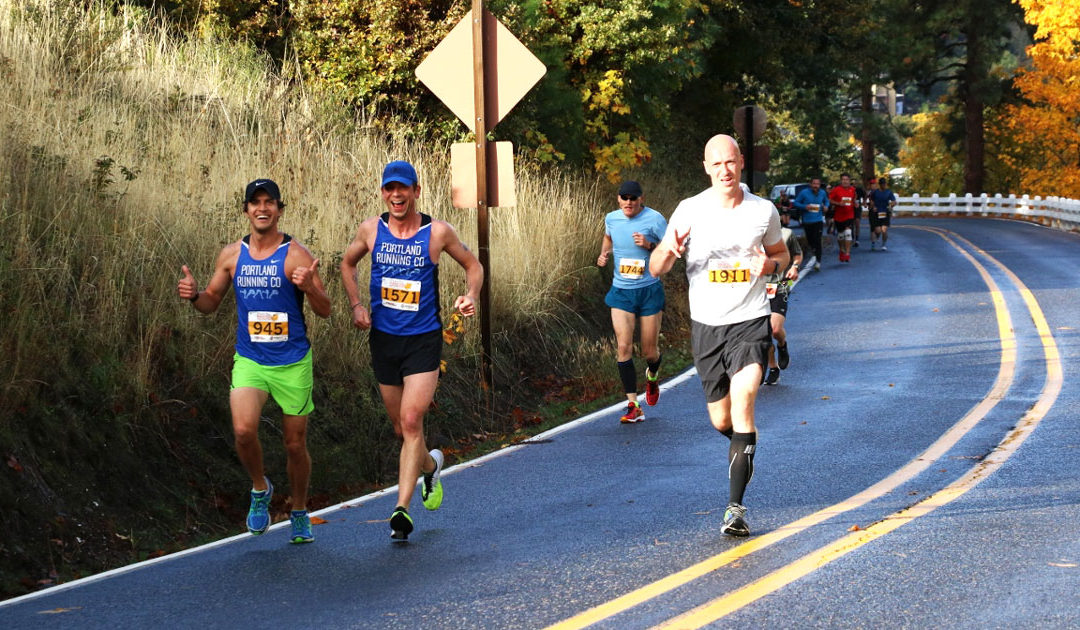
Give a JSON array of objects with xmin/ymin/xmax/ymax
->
[
  {"xmin": 340, "ymin": 219, "xmax": 375, "ymax": 329},
  {"xmin": 437, "ymin": 222, "xmax": 484, "ymax": 317},
  {"xmin": 180, "ymin": 243, "xmax": 237, "ymax": 314},
  {"xmin": 649, "ymin": 228, "xmax": 689, "ymax": 277},
  {"xmin": 287, "ymin": 242, "xmax": 331, "ymax": 318},
  {"xmin": 597, "ymin": 234, "xmax": 612, "ymax": 267},
  {"xmin": 755, "ymin": 238, "xmax": 790, "ymax": 276}
]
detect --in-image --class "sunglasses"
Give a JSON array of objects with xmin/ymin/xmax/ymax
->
[{"xmin": 620, "ymin": 195, "xmax": 639, "ymax": 201}]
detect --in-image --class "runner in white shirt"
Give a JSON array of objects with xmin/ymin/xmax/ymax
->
[{"xmin": 650, "ymin": 134, "xmax": 789, "ymax": 537}]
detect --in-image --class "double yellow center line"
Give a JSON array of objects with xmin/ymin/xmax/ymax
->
[{"xmin": 548, "ymin": 226, "xmax": 1061, "ymax": 630}]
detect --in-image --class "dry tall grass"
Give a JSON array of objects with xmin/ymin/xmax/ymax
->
[{"xmin": 0, "ymin": 0, "xmax": 697, "ymax": 593}]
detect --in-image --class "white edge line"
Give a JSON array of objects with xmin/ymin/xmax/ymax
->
[{"xmin": 1, "ymin": 365, "xmax": 702, "ymax": 608}]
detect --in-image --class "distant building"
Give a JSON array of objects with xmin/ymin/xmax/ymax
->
[{"xmin": 872, "ymin": 84, "xmax": 903, "ymax": 116}]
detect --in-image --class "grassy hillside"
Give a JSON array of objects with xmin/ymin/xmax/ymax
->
[{"xmin": 0, "ymin": 0, "xmax": 700, "ymax": 597}]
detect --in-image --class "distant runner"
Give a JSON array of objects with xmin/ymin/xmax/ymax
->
[
  {"xmin": 828, "ymin": 173, "xmax": 857, "ymax": 263},
  {"xmin": 597, "ymin": 180, "xmax": 668, "ymax": 422},
  {"xmin": 340, "ymin": 160, "xmax": 483, "ymax": 542},
  {"xmin": 178, "ymin": 179, "xmax": 331, "ymax": 544},
  {"xmin": 650, "ymin": 134, "xmax": 789, "ymax": 537},
  {"xmin": 792, "ymin": 178, "xmax": 829, "ymax": 270},
  {"xmin": 764, "ymin": 223, "xmax": 802, "ymax": 386},
  {"xmin": 869, "ymin": 176, "xmax": 897, "ymax": 251}
]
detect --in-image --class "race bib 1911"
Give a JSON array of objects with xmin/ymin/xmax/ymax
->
[
  {"xmin": 619, "ymin": 257, "xmax": 646, "ymax": 280},
  {"xmin": 380, "ymin": 277, "xmax": 421, "ymax": 311},
  {"xmin": 707, "ymin": 259, "xmax": 751, "ymax": 284},
  {"xmin": 248, "ymin": 311, "xmax": 289, "ymax": 343}
]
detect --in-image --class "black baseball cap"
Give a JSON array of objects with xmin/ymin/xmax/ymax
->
[
  {"xmin": 244, "ymin": 179, "xmax": 282, "ymax": 202},
  {"xmin": 618, "ymin": 180, "xmax": 643, "ymax": 197}
]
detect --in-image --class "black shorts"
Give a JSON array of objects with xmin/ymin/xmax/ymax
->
[
  {"xmin": 369, "ymin": 328, "xmax": 442, "ymax": 386},
  {"xmin": 770, "ymin": 290, "xmax": 789, "ymax": 318},
  {"xmin": 869, "ymin": 211, "xmax": 891, "ymax": 228},
  {"xmin": 835, "ymin": 218, "xmax": 855, "ymax": 233},
  {"xmin": 691, "ymin": 315, "xmax": 771, "ymax": 403}
]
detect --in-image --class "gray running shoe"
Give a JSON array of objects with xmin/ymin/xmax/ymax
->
[{"xmin": 721, "ymin": 503, "xmax": 750, "ymax": 537}]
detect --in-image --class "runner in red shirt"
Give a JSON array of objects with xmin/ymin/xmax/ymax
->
[{"xmin": 828, "ymin": 173, "xmax": 857, "ymax": 263}]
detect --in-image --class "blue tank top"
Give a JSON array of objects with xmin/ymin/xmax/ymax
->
[
  {"xmin": 233, "ymin": 234, "xmax": 309, "ymax": 365},
  {"xmin": 370, "ymin": 213, "xmax": 441, "ymax": 336}
]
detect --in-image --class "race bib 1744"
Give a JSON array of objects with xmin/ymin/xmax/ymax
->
[
  {"xmin": 618, "ymin": 257, "xmax": 646, "ymax": 280},
  {"xmin": 248, "ymin": 311, "xmax": 289, "ymax": 343},
  {"xmin": 380, "ymin": 277, "xmax": 421, "ymax": 311}
]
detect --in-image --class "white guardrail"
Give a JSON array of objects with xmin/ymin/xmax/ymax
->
[{"xmin": 895, "ymin": 193, "xmax": 1080, "ymax": 231}]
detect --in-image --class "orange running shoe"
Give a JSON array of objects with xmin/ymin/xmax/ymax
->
[{"xmin": 620, "ymin": 401, "xmax": 644, "ymax": 423}]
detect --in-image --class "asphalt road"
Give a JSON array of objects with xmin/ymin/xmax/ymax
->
[{"xmin": 2, "ymin": 217, "xmax": 1078, "ymax": 629}]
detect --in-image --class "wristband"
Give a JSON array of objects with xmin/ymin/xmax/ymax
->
[
  {"xmin": 188, "ymin": 291, "xmax": 199, "ymax": 303},
  {"xmin": 351, "ymin": 302, "xmax": 363, "ymax": 309}
]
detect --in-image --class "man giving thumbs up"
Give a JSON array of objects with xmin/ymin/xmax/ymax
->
[{"xmin": 178, "ymin": 178, "xmax": 330, "ymax": 545}]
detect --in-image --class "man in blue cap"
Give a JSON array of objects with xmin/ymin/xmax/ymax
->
[
  {"xmin": 596, "ymin": 180, "xmax": 668, "ymax": 422},
  {"xmin": 178, "ymin": 178, "xmax": 331, "ymax": 544},
  {"xmin": 340, "ymin": 160, "xmax": 484, "ymax": 542}
]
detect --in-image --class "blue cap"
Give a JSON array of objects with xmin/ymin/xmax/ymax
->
[
  {"xmin": 244, "ymin": 179, "xmax": 281, "ymax": 202},
  {"xmin": 381, "ymin": 160, "xmax": 418, "ymax": 188}
]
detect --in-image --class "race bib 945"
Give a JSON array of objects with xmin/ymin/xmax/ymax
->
[{"xmin": 248, "ymin": 311, "xmax": 289, "ymax": 343}]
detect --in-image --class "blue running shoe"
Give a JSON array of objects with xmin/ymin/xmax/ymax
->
[
  {"xmin": 246, "ymin": 477, "xmax": 273, "ymax": 535},
  {"xmin": 289, "ymin": 510, "xmax": 314, "ymax": 544}
]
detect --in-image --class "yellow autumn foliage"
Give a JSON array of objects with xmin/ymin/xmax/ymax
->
[{"xmin": 1003, "ymin": 0, "xmax": 1080, "ymax": 197}]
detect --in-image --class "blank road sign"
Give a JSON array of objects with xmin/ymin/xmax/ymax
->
[
  {"xmin": 416, "ymin": 9, "xmax": 546, "ymax": 132},
  {"xmin": 451, "ymin": 141, "xmax": 516, "ymax": 208}
]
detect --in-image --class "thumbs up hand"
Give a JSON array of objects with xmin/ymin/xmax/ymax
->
[
  {"xmin": 178, "ymin": 265, "xmax": 198, "ymax": 301},
  {"xmin": 291, "ymin": 258, "xmax": 319, "ymax": 292}
]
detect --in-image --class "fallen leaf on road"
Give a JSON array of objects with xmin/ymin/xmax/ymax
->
[
  {"xmin": 365, "ymin": 519, "xmax": 389, "ymax": 524},
  {"xmin": 908, "ymin": 491, "xmax": 919, "ymax": 495},
  {"xmin": 848, "ymin": 524, "xmax": 862, "ymax": 532},
  {"xmin": 310, "ymin": 516, "xmax": 328, "ymax": 525},
  {"xmin": 38, "ymin": 607, "xmax": 82, "ymax": 614},
  {"xmin": 888, "ymin": 383, "xmax": 895, "ymax": 387},
  {"xmin": 821, "ymin": 396, "xmax": 830, "ymax": 400},
  {"xmin": 654, "ymin": 538, "xmax": 669, "ymax": 546},
  {"xmin": 1048, "ymin": 562, "xmax": 1077, "ymax": 568},
  {"xmin": 1057, "ymin": 326, "xmax": 1073, "ymax": 331},
  {"xmin": 932, "ymin": 308, "xmax": 939, "ymax": 312}
]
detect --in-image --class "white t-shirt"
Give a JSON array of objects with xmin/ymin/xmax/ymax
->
[{"xmin": 665, "ymin": 187, "xmax": 783, "ymax": 326}]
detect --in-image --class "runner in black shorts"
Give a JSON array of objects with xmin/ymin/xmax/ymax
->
[
  {"xmin": 869, "ymin": 176, "xmax": 897, "ymax": 251},
  {"xmin": 340, "ymin": 160, "xmax": 483, "ymax": 541},
  {"xmin": 764, "ymin": 224, "xmax": 802, "ymax": 385},
  {"xmin": 650, "ymin": 135, "xmax": 789, "ymax": 537}
]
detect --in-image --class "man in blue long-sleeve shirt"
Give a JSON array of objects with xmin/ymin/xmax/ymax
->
[{"xmin": 792, "ymin": 178, "xmax": 829, "ymax": 271}]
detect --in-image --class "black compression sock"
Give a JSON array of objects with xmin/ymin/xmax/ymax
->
[
  {"xmin": 647, "ymin": 354, "xmax": 662, "ymax": 376},
  {"xmin": 617, "ymin": 359, "xmax": 637, "ymax": 395},
  {"xmin": 719, "ymin": 427, "xmax": 733, "ymax": 439},
  {"xmin": 728, "ymin": 432, "xmax": 757, "ymax": 505}
]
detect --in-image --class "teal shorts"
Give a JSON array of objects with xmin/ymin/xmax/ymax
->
[{"xmin": 231, "ymin": 349, "xmax": 314, "ymax": 416}]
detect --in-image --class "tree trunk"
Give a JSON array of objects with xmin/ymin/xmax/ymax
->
[{"xmin": 962, "ymin": 13, "xmax": 986, "ymax": 194}]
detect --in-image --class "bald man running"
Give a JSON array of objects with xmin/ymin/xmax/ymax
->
[{"xmin": 650, "ymin": 135, "xmax": 789, "ymax": 537}]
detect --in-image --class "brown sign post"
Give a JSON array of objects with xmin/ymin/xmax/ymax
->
[{"xmin": 416, "ymin": 1, "xmax": 545, "ymax": 394}]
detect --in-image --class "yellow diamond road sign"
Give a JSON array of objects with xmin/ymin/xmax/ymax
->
[{"xmin": 416, "ymin": 9, "xmax": 546, "ymax": 132}]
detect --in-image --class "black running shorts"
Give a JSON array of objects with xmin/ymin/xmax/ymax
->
[
  {"xmin": 691, "ymin": 315, "xmax": 771, "ymax": 403},
  {"xmin": 369, "ymin": 328, "xmax": 443, "ymax": 386},
  {"xmin": 769, "ymin": 290, "xmax": 789, "ymax": 318}
]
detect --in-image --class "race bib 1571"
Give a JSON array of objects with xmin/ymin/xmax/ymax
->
[{"xmin": 380, "ymin": 277, "xmax": 421, "ymax": 311}]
